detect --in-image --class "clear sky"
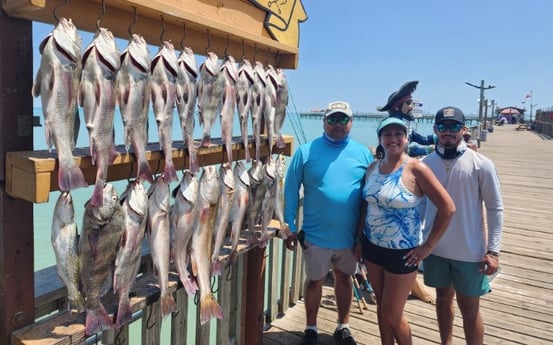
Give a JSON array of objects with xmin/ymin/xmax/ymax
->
[
  {"xmin": 32, "ymin": 0, "xmax": 552, "ymax": 117},
  {"xmin": 284, "ymin": 0, "xmax": 553, "ymax": 117}
]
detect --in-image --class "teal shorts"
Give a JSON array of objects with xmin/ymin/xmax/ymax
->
[{"xmin": 423, "ymin": 254, "xmax": 491, "ymax": 297}]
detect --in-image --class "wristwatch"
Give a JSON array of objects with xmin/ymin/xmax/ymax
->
[{"xmin": 486, "ymin": 250, "xmax": 499, "ymax": 257}]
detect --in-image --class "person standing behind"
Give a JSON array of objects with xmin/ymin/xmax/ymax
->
[
  {"xmin": 377, "ymin": 80, "xmax": 436, "ymax": 157},
  {"xmin": 422, "ymin": 106, "xmax": 504, "ymax": 345},
  {"xmin": 355, "ymin": 117, "xmax": 455, "ymax": 345},
  {"xmin": 284, "ymin": 101, "xmax": 373, "ymax": 345}
]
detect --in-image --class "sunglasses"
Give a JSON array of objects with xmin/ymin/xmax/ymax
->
[
  {"xmin": 403, "ymin": 100, "xmax": 414, "ymax": 105},
  {"xmin": 326, "ymin": 115, "xmax": 351, "ymax": 125},
  {"xmin": 436, "ymin": 123, "xmax": 463, "ymax": 133}
]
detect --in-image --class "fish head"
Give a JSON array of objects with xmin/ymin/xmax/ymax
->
[
  {"xmin": 51, "ymin": 17, "xmax": 82, "ymax": 63},
  {"xmin": 199, "ymin": 166, "xmax": 219, "ymax": 204},
  {"xmin": 201, "ymin": 52, "xmax": 220, "ymax": 77},
  {"xmin": 234, "ymin": 161, "xmax": 250, "ymax": 186},
  {"xmin": 238, "ymin": 60, "xmax": 255, "ymax": 85},
  {"xmin": 148, "ymin": 176, "xmax": 170, "ymax": 206},
  {"xmin": 222, "ymin": 56, "xmax": 238, "ymax": 83},
  {"xmin": 266, "ymin": 65, "xmax": 279, "ymax": 90},
  {"xmin": 178, "ymin": 170, "xmax": 199, "ymax": 203},
  {"xmin": 177, "ymin": 47, "xmax": 198, "ymax": 79},
  {"xmin": 93, "ymin": 28, "xmax": 121, "ymax": 72},
  {"xmin": 248, "ymin": 160, "xmax": 264, "ymax": 184},
  {"xmin": 87, "ymin": 184, "xmax": 120, "ymax": 221},
  {"xmin": 125, "ymin": 34, "xmax": 151, "ymax": 73},
  {"xmin": 219, "ymin": 163, "xmax": 235, "ymax": 190},
  {"xmin": 253, "ymin": 62, "xmax": 267, "ymax": 87},
  {"xmin": 54, "ymin": 191, "xmax": 75, "ymax": 223},
  {"xmin": 275, "ymin": 154, "xmax": 286, "ymax": 179},
  {"xmin": 264, "ymin": 158, "xmax": 276, "ymax": 180},
  {"xmin": 127, "ymin": 180, "xmax": 148, "ymax": 217}
]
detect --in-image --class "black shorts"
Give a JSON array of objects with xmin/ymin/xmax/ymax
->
[{"xmin": 361, "ymin": 236, "xmax": 418, "ymax": 274}]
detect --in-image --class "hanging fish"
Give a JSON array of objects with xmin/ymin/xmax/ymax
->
[
  {"xmin": 211, "ymin": 162, "xmax": 235, "ymax": 275},
  {"xmin": 251, "ymin": 62, "xmax": 266, "ymax": 162},
  {"xmin": 197, "ymin": 52, "xmax": 225, "ymax": 148},
  {"xmin": 263, "ymin": 65, "xmax": 278, "ymax": 161},
  {"xmin": 170, "ymin": 170, "xmax": 199, "ymax": 296},
  {"xmin": 79, "ymin": 28, "xmax": 121, "ymax": 207},
  {"xmin": 220, "ymin": 55, "xmax": 239, "ymax": 165},
  {"xmin": 32, "ymin": 17, "xmax": 87, "ymax": 192},
  {"xmin": 151, "ymin": 41, "xmax": 178, "ymax": 183},
  {"xmin": 227, "ymin": 161, "xmax": 250, "ymax": 266},
  {"xmin": 274, "ymin": 68, "xmax": 289, "ymax": 149},
  {"xmin": 235, "ymin": 59, "xmax": 255, "ymax": 162},
  {"xmin": 116, "ymin": 34, "xmax": 153, "ymax": 184},
  {"xmin": 176, "ymin": 47, "xmax": 199, "ymax": 172}
]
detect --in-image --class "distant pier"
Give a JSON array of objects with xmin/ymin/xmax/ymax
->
[{"xmin": 300, "ymin": 111, "xmax": 479, "ymax": 125}]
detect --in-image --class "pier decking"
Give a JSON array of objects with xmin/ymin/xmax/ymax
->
[{"xmin": 263, "ymin": 123, "xmax": 553, "ymax": 344}]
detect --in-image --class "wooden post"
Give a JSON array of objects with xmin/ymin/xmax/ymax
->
[
  {"xmin": 244, "ymin": 246, "xmax": 266, "ymax": 345},
  {"xmin": 0, "ymin": 11, "xmax": 34, "ymax": 345}
]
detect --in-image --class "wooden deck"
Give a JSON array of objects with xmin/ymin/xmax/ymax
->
[{"xmin": 263, "ymin": 123, "xmax": 553, "ymax": 344}]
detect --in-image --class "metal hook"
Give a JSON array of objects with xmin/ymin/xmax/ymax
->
[
  {"xmin": 159, "ymin": 15, "xmax": 166, "ymax": 43},
  {"xmin": 266, "ymin": 47, "xmax": 271, "ymax": 66},
  {"xmin": 275, "ymin": 50, "xmax": 280, "ymax": 68},
  {"xmin": 128, "ymin": 6, "xmax": 137, "ymax": 36},
  {"xmin": 53, "ymin": 0, "xmax": 68, "ymax": 22},
  {"xmin": 224, "ymin": 34, "xmax": 230, "ymax": 57},
  {"xmin": 205, "ymin": 29, "xmax": 211, "ymax": 54},
  {"xmin": 96, "ymin": 0, "xmax": 106, "ymax": 30},
  {"xmin": 179, "ymin": 22, "xmax": 187, "ymax": 50},
  {"xmin": 253, "ymin": 43, "xmax": 258, "ymax": 62}
]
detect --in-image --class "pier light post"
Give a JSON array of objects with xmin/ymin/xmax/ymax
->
[{"xmin": 465, "ymin": 80, "xmax": 496, "ymax": 147}]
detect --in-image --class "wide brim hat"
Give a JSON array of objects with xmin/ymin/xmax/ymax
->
[{"xmin": 377, "ymin": 80, "xmax": 419, "ymax": 112}]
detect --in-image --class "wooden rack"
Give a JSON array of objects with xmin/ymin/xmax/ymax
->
[{"xmin": 1, "ymin": 0, "xmax": 304, "ymax": 69}]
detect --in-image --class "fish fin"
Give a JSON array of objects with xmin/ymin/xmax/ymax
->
[
  {"xmin": 276, "ymin": 134, "xmax": 286, "ymax": 149},
  {"xmin": 199, "ymin": 294, "xmax": 224, "ymax": 325},
  {"xmin": 162, "ymin": 161, "xmax": 178, "ymax": 183},
  {"xmin": 68, "ymin": 294, "xmax": 86, "ymax": 313},
  {"xmin": 115, "ymin": 297, "xmax": 133, "ymax": 329},
  {"xmin": 199, "ymin": 134, "xmax": 211, "ymax": 148},
  {"xmin": 160, "ymin": 293, "xmax": 177, "ymax": 318},
  {"xmin": 85, "ymin": 305, "xmax": 113, "ymax": 335},
  {"xmin": 58, "ymin": 162, "xmax": 87, "ymax": 192},
  {"xmin": 181, "ymin": 277, "xmax": 198, "ymax": 297},
  {"xmin": 137, "ymin": 160, "xmax": 154, "ymax": 184}
]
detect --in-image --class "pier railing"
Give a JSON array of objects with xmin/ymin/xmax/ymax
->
[{"xmin": 12, "ymin": 224, "xmax": 305, "ymax": 345}]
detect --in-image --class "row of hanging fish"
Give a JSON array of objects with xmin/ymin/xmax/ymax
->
[
  {"xmin": 33, "ymin": 18, "xmax": 290, "ymax": 207},
  {"xmin": 51, "ymin": 155, "xmax": 291, "ymax": 335}
]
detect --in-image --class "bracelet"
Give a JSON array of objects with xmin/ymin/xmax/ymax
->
[{"xmin": 486, "ymin": 250, "xmax": 499, "ymax": 257}]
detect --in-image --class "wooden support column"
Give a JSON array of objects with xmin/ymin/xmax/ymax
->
[
  {"xmin": 244, "ymin": 246, "xmax": 266, "ymax": 345},
  {"xmin": 0, "ymin": 11, "xmax": 34, "ymax": 345}
]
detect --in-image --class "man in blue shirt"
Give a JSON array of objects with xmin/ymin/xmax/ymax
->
[
  {"xmin": 377, "ymin": 80, "xmax": 435, "ymax": 157},
  {"xmin": 284, "ymin": 101, "xmax": 373, "ymax": 345}
]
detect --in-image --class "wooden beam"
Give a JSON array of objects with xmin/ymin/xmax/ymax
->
[{"xmin": 1, "ymin": 0, "xmax": 299, "ymax": 68}]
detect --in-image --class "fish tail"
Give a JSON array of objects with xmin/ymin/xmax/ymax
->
[
  {"xmin": 90, "ymin": 181, "xmax": 104, "ymax": 207},
  {"xmin": 115, "ymin": 297, "xmax": 133, "ymax": 329},
  {"xmin": 211, "ymin": 260, "xmax": 222, "ymax": 276},
  {"xmin": 181, "ymin": 277, "xmax": 199, "ymax": 297},
  {"xmin": 85, "ymin": 305, "xmax": 113, "ymax": 335},
  {"xmin": 162, "ymin": 160, "xmax": 178, "ymax": 183},
  {"xmin": 199, "ymin": 294, "xmax": 224, "ymax": 325},
  {"xmin": 58, "ymin": 162, "xmax": 87, "ymax": 191},
  {"xmin": 69, "ymin": 293, "xmax": 86, "ymax": 313},
  {"xmin": 276, "ymin": 134, "xmax": 286, "ymax": 149},
  {"xmin": 137, "ymin": 159, "xmax": 154, "ymax": 184},
  {"xmin": 160, "ymin": 293, "xmax": 177, "ymax": 318},
  {"xmin": 199, "ymin": 134, "xmax": 211, "ymax": 147}
]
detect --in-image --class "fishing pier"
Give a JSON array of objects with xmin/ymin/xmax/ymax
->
[{"xmin": 300, "ymin": 111, "xmax": 480, "ymax": 125}]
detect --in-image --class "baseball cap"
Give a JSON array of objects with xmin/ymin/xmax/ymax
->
[
  {"xmin": 324, "ymin": 101, "xmax": 353, "ymax": 118},
  {"xmin": 377, "ymin": 117, "xmax": 408, "ymax": 136},
  {"xmin": 435, "ymin": 106, "xmax": 465, "ymax": 124}
]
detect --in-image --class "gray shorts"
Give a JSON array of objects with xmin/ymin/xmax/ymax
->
[{"xmin": 302, "ymin": 240, "xmax": 357, "ymax": 281}]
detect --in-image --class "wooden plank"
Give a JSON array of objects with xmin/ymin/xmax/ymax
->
[
  {"xmin": 5, "ymin": 135, "xmax": 293, "ymax": 203},
  {"xmin": 171, "ymin": 288, "xmax": 188, "ymax": 345},
  {"xmin": 1, "ymin": 0, "xmax": 300, "ymax": 68}
]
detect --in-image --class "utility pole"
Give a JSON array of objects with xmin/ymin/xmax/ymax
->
[{"xmin": 465, "ymin": 80, "xmax": 495, "ymax": 147}]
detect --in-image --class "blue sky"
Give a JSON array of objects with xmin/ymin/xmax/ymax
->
[
  {"xmin": 284, "ymin": 0, "xmax": 552, "ymax": 116},
  {"xmin": 32, "ymin": 0, "xmax": 552, "ymax": 117}
]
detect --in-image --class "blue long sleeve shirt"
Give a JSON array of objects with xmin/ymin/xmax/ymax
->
[{"xmin": 283, "ymin": 134, "xmax": 373, "ymax": 249}]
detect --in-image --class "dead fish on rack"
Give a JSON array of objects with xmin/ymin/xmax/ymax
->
[
  {"xmin": 211, "ymin": 162, "xmax": 235, "ymax": 275},
  {"xmin": 263, "ymin": 65, "xmax": 278, "ymax": 161},
  {"xmin": 220, "ymin": 55, "xmax": 239, "ymax": 165},
  {"xmin": 251, "ymin": 61, "xmax": 266, "ymax": 162},
  {"xmin": 274, "ymin": 68, "xmax": 289, "ymax": 149},
  {"xmin": 176, "ymin": 47, "xmax": 199, "ymax": 173},
  {"xmin": 190, "ymin": 166, "xmax": 223, "ymax": 324},
  {"xmin": 170, "ymin": 170, "xmax": 199, "ymax": 297},
  {"xmin": 113, "ymin": 180, "xmax": 148, "ymax": 329},
  {"xmin": 51, "ymin": 191, "xmax": 84, "ymax": 312},
  {"xmin": 227, "ymin": 161, "xmax": 250, "ymax": 266},
  {"xmin": 79, "ymin": 28, "xmax": 121, "ymax": 207},
  {"xmin": 147, "ymin": 176, "xmax": 177, "ymax": 318},
  {"xmin": 32, "ymin": 17, "xmax": 87, "ymax": 192},
  {"xmin": 197, "ymin": 52, "xmax": 225, "ymax": 148},
  {"xmin": 151, "ymin": 41, "xmax": 178, "ymax": 183},
  {"xmin": 246, "ymin": 160, "xmax": 265, "ymax": 246},
  {"xmin": 116, "ymin": 34, "xmax": 153, "ymax": 184},
  {"xmin": 80, "ymin": 184, "xmax": 125, "ymax": 335},
  {"xmin": 235, "ymin": 59, "xmax": 255, "ymax": 163}
]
